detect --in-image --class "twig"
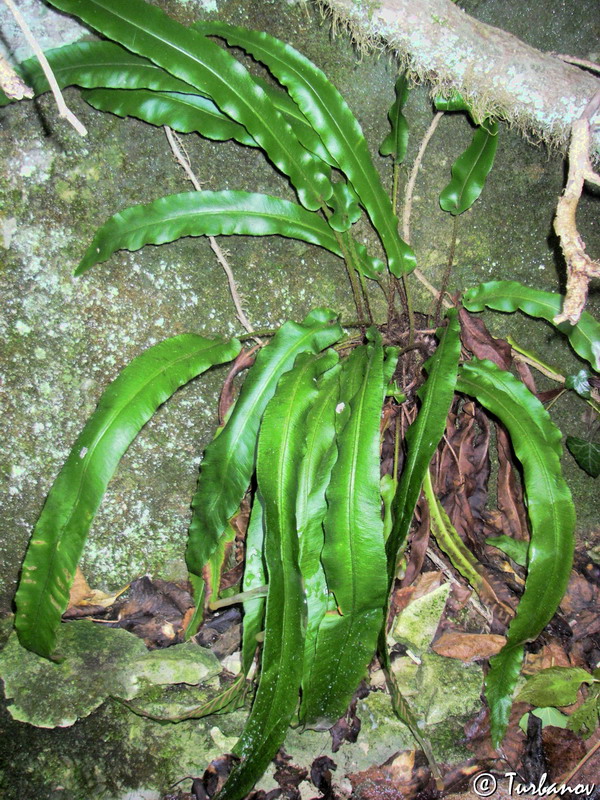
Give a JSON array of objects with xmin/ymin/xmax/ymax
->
[
  {"xmin": 413, "ymin": 266, "xmax": 450, "ymax": 308},
  {"xmin": 2, "ymin": 0, "xmax": 87, "ymax": 136},
  {"xmin": 434, "ymin": 214, "xmax": 458, "ymax": 323},
  {"xmin": 163, "ymin": 126, "xmax": 262, "ymax": 343},
  {"xmin": 553, "ymin": 91, "xmax": 600, "ymax": 324},
  {"xmin": 402, "ymin": 112, "xmax": 443, "ymax": 244},
  {"xmin": 401, "ymin": 111, "xmax": 452, "ymax": 310}
]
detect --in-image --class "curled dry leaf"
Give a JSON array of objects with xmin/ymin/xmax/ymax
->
[
  {"xmin": 458, "ymin": 307, "xmax": 512, "ymax": 370},
  {"xmin": 493, "ymin": 424, "xmax": 529, "ymax": 542}
]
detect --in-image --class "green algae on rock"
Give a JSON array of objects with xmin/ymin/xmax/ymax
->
[
  {"xmin": 392, "ymin": 580, "xmax": 451, "ymax": 656},
  {"xmin": 0, "ymin": 619, "xmax": 220, "ymax": 728}
]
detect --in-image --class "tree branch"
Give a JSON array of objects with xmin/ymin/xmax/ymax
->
[{"xmin": 320, "ymin": 0, "xmax": 600, "ymax": 154}]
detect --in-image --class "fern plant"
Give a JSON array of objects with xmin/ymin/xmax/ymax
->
[{"xmin": 3, "ymin": 0, "xmax": 597, "ymax": 797}]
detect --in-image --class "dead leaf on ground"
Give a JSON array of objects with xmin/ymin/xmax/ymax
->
[
  {"xmin": 521, "ymin": 711, "xmax": 548, "ymax": 784},
  {"xmin": 561, "ymin": 571, "xmax": 599, "ymax": 617},
  {"xmin": 412, "ymin": 571, "xmax": 445, "ymax": 601},
  {"xmin": 330, "ymin": 681, "xmax": 369, "ymax": 753},
  {"xmin": 465, "ymin": 702, "xmax": 530, "ymax": 765},
  {"xmin": 390, "ymin": 571, "xmax": 443, "ymax": 620},
  {"xmin": 522, "ymin": 640, "xmax": 573, "ymax": 674},
  {"xmin": 195, "ymin": 606, "xmax": 242, "ymax": 660},
  {"xmin": 542, "ymin": 726, "xmax": 587, "ymax": 781},
  {"xmin": 403, "ymin": 502, "xmax": 431, "ymax": 587},
  {"xmin": 191, "ymin": 754, "xmax": 238, "ymax": 800},
  {"xmin": 310, "ymin": 755, "xmax": 337, "ymax": 798},
  {"xmin": 272, "ymin": 749, "xmax": 308, "ymax": 800},
  {"xmin": 65, "ymin": 566, "xmax": 128, "ymax": 617},
  {"xmin": 432, "ymin": 632, "xmax": 506, "ymax": 662},
  {"xmin": 494, "ymin": 424, "xmax": 529, "ymax": 542},
  {"xmin": 435, "ymin": 401, "xmax": 491, "ymax": 556},
  {"xmin": 111, "ymin": 576, "xmax": 194, "ymax": 648}
]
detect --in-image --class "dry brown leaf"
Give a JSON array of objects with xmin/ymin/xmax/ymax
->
[
  {"xmin": 514, "ymin": 360, "xmax": 538, "ymax": 395},
  {"xmin": 458, "ymin": 307, "xmax": 512, "ymax": 369},
  {"xmin": 495, "ymin": 424, "xmax": 529, "ymax": 542},
  {"xmin": 436, "ymin": 401, "xmax": 490, "ymax": 554},
  {"xmin": 403, "ymin": 502, "xmax": 431, "ymax": 587},
  {"xmin": 432, "ymin": 631, "xmax": 506, "ymax": 662},
  {"xmin": 67, "ymin": 565, "xmax": 128, "ymax": 611},
  {"xmin": 465, "ymin": 702, "xmax": 529, "ymax": 764},
  {"xmin": 561, "ymin": 571, "xmax": 598, "ymax": 616},
  {"xmin": 412, "ymin": 570, "xmax": 445, "ymax": 601},
  {"xmin": 522, "ymin": 640, "xmax": 573, "ymax": 674},
  {"xmin": 386, "ymin": 750, "xmax": 416, "ymax": 781},
  {"xmin": 542, "ymin": 727, "xmax": 587, "ymax": 781}
]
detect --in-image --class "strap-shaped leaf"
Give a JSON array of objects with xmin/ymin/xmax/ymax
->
[
  {"xmin": 253, "ymin": 76, "xmax": 336, "ymax": 168},
  {"xmin": 296, "ymin": 364, "xmax": 341, "ymax": 714},
  {"xmin": 75, "ymin": 191, "xmax": 345, "ymax": 274},
  {"xmin": 0, "ymin": 40, "xmax": 195, "ymax": 106},
  {"xmin": 457, "ymin": 358, "xmax": 575, "ymax": 746},
  {"xmin": 84, "ymin": 88, "xmax": 256, "ymax": 146},
  {"xmin": 241, "ymin": 494, "xmax": 266, "ymax": 676},
  {"xmin": 463, "ymin": 280, "xmax": 600, "ymax": 372},
  {"xmin": 186, "ymin": 309, "xmax": 343, "ymax": 577},
  {"xmin": 327, "ymin": 182, "xmax": 362, "ymax": 233},
  {"xmin": 220, "ymin": 351, "xmax": 337, "ymax": 800},
  {"xmin": 423, "ymin": 469, "xmax": 512, "ymax": 617},
  {"xmin": 380, "ymin": 73, "xmax": 410, "ymax": 163},
  {"xmin": 439, "ymin": 120, "xmax": 498, "ymax": 215},
  {"xmin": 301, "ymin": 333, "xmax": 388, "ymax": 725},
  {"xmin": 15, "ymin": 334, "xmax": 241, "ymax": 659},
  {"xmin": 386, "ymin": 310, "xmax": 462, "ymax": 580},
  {"xmin": 322, "ymin": 335, "xmax": 387, "ymax": 614},
  {"xmin": 45, "ymin": 0, "xmax": 332, "ymax": 211},
  {"xmin": 84, "ymin": 83, "xmax": 339, "ymax": 164},
  {"xmin": 195, "ymin": 22, "xmax": 415, "ymax": 276}
]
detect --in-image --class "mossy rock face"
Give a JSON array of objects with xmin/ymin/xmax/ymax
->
[
  {"xmin": 0, "ymin": 620, "xmax": 221, "ymax": 728},
  {"xmin": 392, "ymin": 582, "xmax": 451, "ymax": 656}
]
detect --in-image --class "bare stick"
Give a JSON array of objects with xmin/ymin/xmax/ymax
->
[
  {"xmin": 2, "ymin": 0, "xmax": 87, "ymax": 136},
  {"xmin": 403, "ymin": 112, "xmax": 443, "ymax": 244},
  {"xmin": 401, "ymin": 112, "xmax": 452, "ymax": 309},
  {"xmin": 164, "ymin": 126, "xmax": 262, "ymax": 343}
]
